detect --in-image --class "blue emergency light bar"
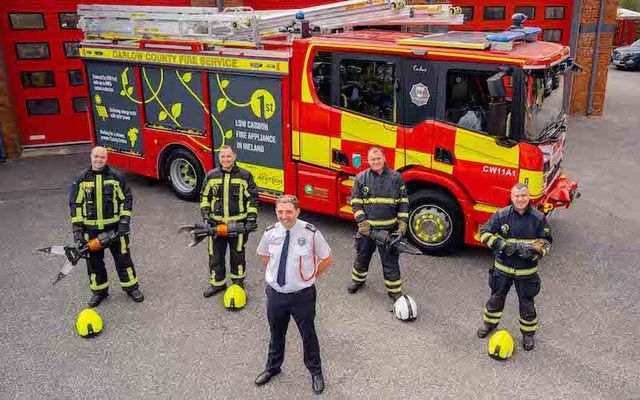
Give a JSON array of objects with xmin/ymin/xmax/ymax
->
[{"xmin": 486, "ymin": 27, "xmax": 541, "ymax": 42}]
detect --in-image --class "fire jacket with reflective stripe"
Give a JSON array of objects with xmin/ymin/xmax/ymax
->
[
  {"xmin": 479, "ymin": 205, "xmax": 553, "ymax": 270},
  {"xmin": 69, "ymin": 165, "xmax": 132, "ymax": 230},
  {"xmin": 200, "ymin": 164, "xmax": 258, "ymax": 223},
  {"xmin": 350, "ymin": 166, "xmax": 409, "ymax": 230}
]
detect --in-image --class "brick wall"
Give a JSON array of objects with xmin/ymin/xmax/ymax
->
[
  {"xmin": 0, "ymin": 49, "xmax": 20, "ymax": 158},
  {"xmin": 570, "ymin": 0, "xmax": 619, "ymax": 116}
]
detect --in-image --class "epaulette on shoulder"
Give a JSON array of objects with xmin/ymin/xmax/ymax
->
[
  {"xmin": 266, "ymin": 224, "xmax": 276, "ymax": 232},
  {"xmin": 305, "ymin": 223, "xmax": 317, "ymax": 232}
]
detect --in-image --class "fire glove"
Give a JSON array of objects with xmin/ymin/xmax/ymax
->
[
  {"xmin": 117, "ymin": 217, "xmax": 131, "ymax": 235},
  {"xmin": 516, "ymin": 242, "xmax": 537, "ymax": 260},
  {"xmin": 532, "ymin": 239, "xmax": 550, "ymax": 256},
  {"xmin": 357, "ymin": 220, "xmax": 372, "ymax": 237},
  {"xmin": 244, "ymin": 219, "xmax": 258, "ymax": 233},
  {"xmin": 395, "ymin": 221, "xmax": 408, "ymax": 237},
  {"xmin": 495, "ymin": 238, "xmax": 517, "ymax": 256}
]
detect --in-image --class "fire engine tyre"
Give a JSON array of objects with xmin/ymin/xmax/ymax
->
[
  {"xmin": 165, "ymin": 149, "xmax": 204, "ymax": 202},
  {"xmin": 408, "ymin": 189, "xmax": 464, "ymax": 255}
]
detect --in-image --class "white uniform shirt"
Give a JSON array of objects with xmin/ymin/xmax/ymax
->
[{"xmin": 257, "ymin": 218, "xmax": 331, "ymax": 293}]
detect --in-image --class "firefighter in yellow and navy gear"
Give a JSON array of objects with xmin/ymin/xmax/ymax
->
[
  {"xmin": 476, "ymin": 183, "xmax": 552, "ymax": 351},
  {"xmin": 347, "ymin": 148, "xmax": 409, "ymax": 300},
  {"xmin": 69, "ymin": 146, "xmax": 143, "ymax": 308},
  {"xmin": 200, "ymin": 145, "xmax": 258, "ymax": 298}
]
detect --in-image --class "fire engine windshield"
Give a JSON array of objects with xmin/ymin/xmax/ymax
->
[{"xmin": 524, "ymin": 70, "xmax": 567, "ymax": 143}]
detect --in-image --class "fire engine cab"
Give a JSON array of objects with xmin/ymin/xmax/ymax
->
[{"xmin": 78, "ymin": 0, "xmax": 579, "ymax": 254}]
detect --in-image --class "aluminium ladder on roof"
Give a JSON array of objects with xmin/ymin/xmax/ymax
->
[{"xmin": 78, "ymin": 0, "xmax": 463, "ymax": 46}]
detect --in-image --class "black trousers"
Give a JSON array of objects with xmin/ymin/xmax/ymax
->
[
  {"xmin": 483, "ymin": 268, "xmax": 541, "ymax": 335},
  {"xmin": 351, "ymin": 233, "xmax": 402, "ymax": 295},
  {"xmin": 208, "ymin": 233, "xmax": 247, "ymax": 286},
  {"xmin": 85, "ymin": 230, "xmax": 138, "ymax": 295},
  {"xmin": 265, "ymin": 285, "xmax": 322, "ymax": 375}
]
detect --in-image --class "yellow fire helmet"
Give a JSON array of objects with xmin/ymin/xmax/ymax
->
[
  {"xmin": 223, "ymin": 284, "xmax": 247, "ymax": 310},
  {"xmin": 76, "ymin": 308, "xmax": 103, "ymax": 338},
  {"xmin": 488, "ymin": 329, "xmax": 514, "ymax": 360}
]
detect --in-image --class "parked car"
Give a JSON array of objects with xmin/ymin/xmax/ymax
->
[{"xmin": 611, "ymin": 39, "xmax": 640, "ymax": 70}]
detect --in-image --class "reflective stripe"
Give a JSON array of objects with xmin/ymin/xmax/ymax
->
[
  {"xmin": 210, "ymin": 271, "xmax": 226, "ymax": 286},
  {"xmin": 519, "ymin": 322, "xmax": 538, "ymax": 332},
  {"xmin": 237, "ymin": 233, "xmax": 244, "ymax": 252},
  {"xmin": 384, "ymin": 278, "xmax": 402, "ymax": 287},
  {"xmin": 505, "ymin": 238, "xmax": 538, "ymax": 244},
  {"xmin": 484, "ymin": 308, "xmax": 503, "ymax": 318},
  {"xmin": 479, "ymin": 232, "xmax": 493, "ymax": 244},
  {"xmin": 120, "ymin": 236, "xmax": 127, "ymax": 254},
  {"xmin": 229, "ymin": 269, "xmax": 246, "ymax": 279},
  {"xmin": 212, "ymin": 213, "xmax": 247, "ymax": 222},
  {"xmin": 96, "ymin": 174, "xmax": 104, "ymax": 230},
  {"xmin": 353, "ymin": 210, "xmax": 365, "ymax": 218},
  {"xmin": 483, "ymin": 315, "xmax": 500, "ymax": 324},
  {"xmin": 369, "ymin": 218, "xmax": 397, "ymax": 226},
  {"xmin": 352, "ymin": 268, "xmax": 367, "ymax": 278},
  {"xmin": 397, "ymin": 212, "xmax": 409, "ymax": 218},
  {"xmin": 352, "ymin": 274, "xmax": 366, "ymax": 282},
  {"xmin": 363, "ymin": 197, "xmax": 396, "ymax": 204},
  {"xmin": 247, "ymin": 206, "xmax": 258, "ymax": 214},
  {"xmin": 71, "ymin": 212, "xmax": 84, "ymax": 224},
  {"xmin": 223, "ymin": 173, "xmax": 231, "ymax": 219},
  {"xmin": 230, "ymin": 178, "xmax": 248, "ymax": 188},
  {"xmin": 494, "ymin": 262, "xmax": 537, "ymax": 276},
  {"xmin": 83, "ymin": 216, "xmax": 120, "ymax": 226},
  {"xmin": 350, "ymin": 198, "xmax": 364, "ymax": 205},
  {"xmin": 120, "ymin": 210, "xmax": 132, "ymax": 217},
  {"xmin": 399, "ymin": 198, "xmax": 409, "ymax": 203},
  {"xmin": 90, "ymin": 273, "xmax": 109, "ymax": 291},
  {"xmin": 387, "ymin": 286, "xmax": 402, "ymax": 293},
  {"xmin": 208, "ymin": 236, "xmax": 213, "ymax": 256},
  {"xmin": 120, "ymin": 267, "xmax": 138, "ymax": 288},
  {"xmin": 519, "ymin": 317, "xmax": 538, "ymax": 325},
  {"xmin": 238, "ymin": 185, "xmax": 244, "ymax": 214}
]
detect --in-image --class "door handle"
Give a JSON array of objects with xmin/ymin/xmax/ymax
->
[{"xmin": 434, "ymin": 147, "xmax": 454, "ymax": 164}]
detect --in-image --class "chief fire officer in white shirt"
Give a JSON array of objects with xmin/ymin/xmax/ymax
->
[{"xmin": 255, "ymin": 194, "xmax": 333, "ymax": 395}]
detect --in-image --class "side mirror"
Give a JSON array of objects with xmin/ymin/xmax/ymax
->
[
  {"xmin": 487, "ymin": 101, "xmax": 510, "ymax": 138},
  {"xmin": 487, "ymin": 71, "xmax": 507, "ymax": 98}
]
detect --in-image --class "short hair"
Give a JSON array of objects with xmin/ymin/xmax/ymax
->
[
  {"xmin": 367, "ymin": 147, "xmax": 384, "ymax": 157},
  {"xmin": 511, "ymin": 183, "xmax": 529, "ymax": 192},
  {"xmin": 275, "ymin": 194, "xmax": 299, "ymax": 209},
  {"xmin": 218, "ymin": 145, "xmax": 235, "ymax": 155}
]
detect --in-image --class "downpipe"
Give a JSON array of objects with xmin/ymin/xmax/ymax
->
[{"xmin": 586, "ymin": 0, "xmax": 605, "ymax": 116}]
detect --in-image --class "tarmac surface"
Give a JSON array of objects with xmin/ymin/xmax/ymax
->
[{"xmin": 0, "ymin": 67, "xmax": 639, "ymax": 399}]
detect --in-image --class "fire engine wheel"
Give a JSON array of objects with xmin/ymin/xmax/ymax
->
[
  {"xmin": 165, "ymin": 149, "xmax": 204, "ymax": 202},
  {"xmin": 408, "ymin": 189, "xmax": 464, "ymax": 255}
]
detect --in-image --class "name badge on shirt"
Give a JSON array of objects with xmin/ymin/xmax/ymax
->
[{"xmin": 298, "ymin": 237, "xmax": 306, "ymax": 246}]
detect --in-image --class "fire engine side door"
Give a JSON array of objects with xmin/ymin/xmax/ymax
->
[
  {"xmin": 330, "ymin": 52, "xmax": 405, "ymax": 176},
  {"xmin": 400, "ymin": 58, "xmax": 439, "ymax": 170}
]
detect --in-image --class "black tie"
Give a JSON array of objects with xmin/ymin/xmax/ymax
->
[{"xmin": 277, "ymin": 230, "xmax": 290, "ymax": 287}]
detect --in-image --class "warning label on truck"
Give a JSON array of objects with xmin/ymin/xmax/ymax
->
[
  {"xmin": 209, "ymin": 73, "xmax": 284, "ymax": 194},
  {"xmin": 85, "ymin": 61, "xmax": 143, "ymax": 156}
]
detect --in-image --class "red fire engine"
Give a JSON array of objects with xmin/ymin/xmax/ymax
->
[{"xmin": 78, "ymin": 0, "xmax": 578, "ymax": 254}]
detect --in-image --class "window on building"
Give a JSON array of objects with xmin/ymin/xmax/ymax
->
[
  {"xmin": 515, "ymin": 6, "xmax": 536, "ymax": 20},
  {"xmin": 72, "ymin": 97, "xmax": 88, "ymax": 113},
  {"xmin": 20, "ymin": 71, "xmax": 55, "ymax": 88},
  {"xmin": 543, "ymin": 29, "xmax": 563, "ymax": 42},
  {"xmin": 312, "ymin": 51, "xmax": 332, "ymax": 105},
  {"xmin": 484, "ymin": 6, "xmax": 505, "ymax": 21},
  {"xmin": 26, "ymin": 99, "xmax": 60, "ymax": 115},
  {"xmin": 68, "ymin": 69, "xmax": 84, "ymax": 86},
  {"xmin": 16, "ymin": 43, "xmax": 50, "ymax": 60},
  {"xmin": 460, "ymin": 6, "xmax": 474, "ymax": 22},
  {"xmin": 59, "ymin": 12, "xmax": 80, "ymax": 29},
  {"xmin": 63, "ymin": 42, "xmax": 80, "ymax": 58},
  {"xmin": 445, "ymin": 69, "xmax": 506, "ymax": 135},
  {"xmin": 545, "ymin": 6, "xmax": 565, "ymax": 20},
  {"xmin": 9, "ymin": 13, "xmax": 45, "ymax": 30},
  {"xmin": 339, "ymin": 58, "xmax": 398, "ymax": 123}
]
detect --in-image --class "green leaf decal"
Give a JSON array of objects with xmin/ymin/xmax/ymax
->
[
  {"xmin": 126, "ymin": 87, "xmax": 134, "ymax": 96},
  {"xmin": 159, "ymin": 111, "xmax": 168, "ymax": 121},
  {"xmin": 171, "ymin": 103, "xmax": 182, "ymax": 118},
  {"xmin": 221, "ymin": 79, "xmax": 229, "ymax": 89},
  {"xmin": 217, "ymin": 98, "xmax": 227, "ymax": 113},
  {"xmin": 183, "ymin": 72, "xmax": 192, "ymax": 83},
  {"xmin": 225, "ymin": 130, "xmax": 233, "ymax": 139},
  {"xmin": 120, "ymin": 90, "xmax": 126, "ymax": 96}
]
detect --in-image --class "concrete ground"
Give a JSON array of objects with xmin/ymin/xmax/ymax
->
[{"xmin": 0, "ymin": 67, "xmax": 638, "ymax": 400}]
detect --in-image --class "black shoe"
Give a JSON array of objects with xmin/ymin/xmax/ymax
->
[
  {"xmin": 204, "ymin": 285, "xmax": 225, "ymax": 298},
  {"xmin": 388, "ymin": 292, "xmax": 402, "ymax": 301},
  {"xmin": 255, "ymin": 370, "xmax": 280, "ymax": 386},
  {"xmin": 523, "ymin": 334, "xmax": 535, "ymax": 351},
  {"xmin": 476, "ymin": 324, "xmax": 496, "ymax": 338},
  {"xmin": 312, "ymin": 374, "xmax": 324, "ymax": 394},
  {"xmin": 88, "ymin": 292, "xmax": 108, "ymax": 308},
  {"xmin": 127, "ymin": 288, "xmax": 144, "ymax": 303},
  {"xmin": 347, "ymin": 281, "xmax": 363, "ymax": 294}
]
